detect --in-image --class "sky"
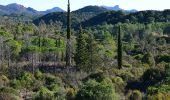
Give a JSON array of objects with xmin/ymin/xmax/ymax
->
[{"xmin": 0, "ymin": 0, "xmax": 169, "ymax": 11}]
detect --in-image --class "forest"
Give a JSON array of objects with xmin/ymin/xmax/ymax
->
[{"xmin": 0, "ymin": 1, "xmax": 170, "ymax": 100}]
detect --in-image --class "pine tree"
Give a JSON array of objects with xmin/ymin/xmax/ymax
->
[
  {"xmin": 75, "ymin": 25, "xmax": 88, "ymax": 69},
  {"xmin": 117, "ymin": 25, "xmax": 122, "ymax": 69},
  {"xmin": 66, "ymin": 0, "xmax": 72, "ymax": 67}
]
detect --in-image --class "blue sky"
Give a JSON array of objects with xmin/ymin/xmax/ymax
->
[{"xmin": 0, "ymin": 0, "xmax": 169, "ymax": 11}]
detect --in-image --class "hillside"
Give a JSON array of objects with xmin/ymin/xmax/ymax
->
[
  {"xmin": 33, "ymin": 6, "xmax": 108, "ymax": 27},
  {"xmin": 81, "ymin": 10, "xmax": 170, "ymax": 27},
  {"xmin": 34, "ymin": 9, "xmax": 170, "ymax": 28}
]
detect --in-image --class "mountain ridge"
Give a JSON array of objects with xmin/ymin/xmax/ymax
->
[
  {"xmin": 0, "ymin": 3, "xmax": 65, "ymax": 15},
  {"xmin": 102, "ymin": 5, "xmax": 138, "ymax": 12}
]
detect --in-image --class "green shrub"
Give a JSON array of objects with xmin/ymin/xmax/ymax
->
[
  {"xmin": 34, "ymin": 86, "xmax": 54, "ymax": 100},
  {"xmin": 142, "ymin": 68, "xmax": 165, "ymax": 84},
  {"xmin": 0, "ymin": 87, "xmax": 19, "ymax": 97},
  {"xmin": 112, "ymin": 77, "xmax": 126, "ymax": 93},
  {"xmin": 156, "ymin": 54, "xmax": 170, "ymax": 63},
  {"xmin": 126, "ymin": 90, "xmax": 143, "ymax": 100},
  {"xmin": 0, "ymin": 93, "xmax": 20, "ymax": 100},
  {"xmin": 32, "ymin": 80, "xmax": 44, "ymax": 92},
  {"xmin": 66, "ymin": 88, "xmax": 77, "ymax": 100},
  {"xmin": 76, "ymin": 79, "xmax": 119, "ymax": 100},
  {"xmin": 35, "ymin": 70, "xmax": 44, "ymax": 80},
  {"xmin": 10, "ymin": 79, "xmax": 21, "ymax": 89},
  {"xmin": 147, "ymin": 86, "xmax": 159, "ymax": 95},
  {"xmin": 142, "ymin": 52, "xmax": 155, "ymax": 67},
  {"xmin": 45, "ymin": 74, "xmax": 62, "ymax": 86},
  {"xmin": 134, "ymin": 54, "xmax": 144, "ymax": 60},
  {"xmin": 18, "ymin": 72, "xmax": 34, "ymax": 89},
  {"xmin": 0, "ymin": 75, "xmax": 9, "ymax": 87},
  {"xmin": 147, "ymin": 92, "xmax": 170, "ymax": 100},
  {"xmin": 123, "ymin": 61, "xmax": 132, "ymax": 68}
]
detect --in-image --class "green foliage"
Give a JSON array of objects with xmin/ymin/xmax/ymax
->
[
  {"xmin": 50, "ymin": 84, "xmax": 66, "ymax": 99},
  {"xmin": 142, "ymin": 52, "xmax": 155, "ymax": 67},
  {"xmin": 82, "ymin": 10, "xmax": 170, "ymax": 27},
  {"xmin": 148, "ymin": 93, "xmax": 170, "ymax": 100},
  {"xmin": 31, "ymin": 37, "xmax": 56, "ymax": 47},
  {"xmin": 112, "ymin": 76, "xmax": 126, "ymax": 93},
  {"xmin": 9, "ymin": 79, "xmax": 21, "ymax": 89},
  {"xmin": 0, "ymin": 31, "xmax": 13, "ymax": 38},
  {"xmin": 123, "ymin": 61, "xmax": 132, "ymax": 68},
  {"xmin": 134, "ymin": 54, "xmax": 144, "ymax": 60},
  {"xmin": 117, "ymin": 26, "xmax": 122, "ymax": 69},
  {"xmin": 0, "ymin": 75, "xmax": 9, "ymax": 87},
  {"xmin": 75, "ymin": 26, "xmax": 88, "ymax": 70},
  {"xmin": 34, "ymin": 86, "xmax": 54, "ymax": 100},
  {"xmin": 66, "ymin": 88, "xmax": 77, "ymax": 100},
  {"xmin": 156, "ymin": 54, "xmax": 170, "ymax": 63},
  {"xmin": 35, "ymin": 70, "xmax": 44, "ymax": 80},
  {"xmin": 0, "ymin": 87, "xmax": 20, "ymax": 97},
  {"xmin": 76, "ymin": 79, "xmax": 119, "ymax": 100},
  {"xmin": 165, "ymin": 63, "xmax": 170, "ymax": 78},
  {"xmin": 0, "ymin": 93, "xmax": 20, "ymax": 100},
  {"xmin": 147, "ymin": 86, "xmax": 159, "ymax": 95},
  {"xmin": 6, "ymin": 39, "xmax": 22, "ymax": 56},
  {"xmin": 18, "ymin": 72, "xmax": 34, "ymax": 89},
  {"xmin": 44, "ymin": 74, "xmax": 62, "ymax": 86},
  {"xmin": 126, "ymin": 90, "xmax": 143, "ymax": 100},
  {"xmin": 142, "ymin": 68, "xmax": 165, "ymax": 84}
]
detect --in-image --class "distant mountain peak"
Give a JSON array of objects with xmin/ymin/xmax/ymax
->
[
  {"xmin": 103, "ymin": 5, "xmax": 137, "ymax": 12},
  {"xmin": 0, "ymin": 3, "xmax": 65, "ymax": 15},
  {"xmin": 114, "ymin": 5, "xmax": 120, "ymax": 8},
  {"xmin": 7, "ymin": 3, "xmax": 25, "ymax": 8}
]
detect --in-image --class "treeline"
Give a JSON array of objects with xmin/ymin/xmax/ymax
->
[
  {"xmin": 82, "ymin": 10, "xmax": 170, "ymax": 27},
  {"xmin": 34, "ymin": 9, "xmax": 170, "ymax": 28}
]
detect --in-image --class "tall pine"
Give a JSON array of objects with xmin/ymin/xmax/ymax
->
[
  {"xmin": 66, "ymin": 0, "xmax": 72, "ymax": 67},
  {"xmin": 75, "ymin": 25, "xmax": 88, "ymax": 69},
  {"xmin": 117, "ymin": 25, "xmax": 122, "ymax": 69}
]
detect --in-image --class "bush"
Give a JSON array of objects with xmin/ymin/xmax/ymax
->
[
  {"xmin": 126, "ymin": 90, "xmax": 143, "ymax": 100},
  {"xmin": 134, "ymin": 54, "xmax": 144, "ymax": 60},
  {"xmin": 34, "ymin": 86, "xmax": 54, "ymax": 100},
  {"xmin": 0, "ymin": 87, "xmax": 19, "ymax": 96},
  {"xmin": 123, "ymin": 61, "xmax": 132, "ymax": 68},
  {"xmin": 32, "ymin": 80, "xmax": 44, "ymax": 92},
  {"xmin": 18, "ymin": 72, "xmax": 34, "ymax": 89},
  {"xmin": 147, "ymin": 92, "xmax": 170, "ymax": 100},
  {"xmin": 48, "ymin": 84, "xmax": 66, "ymax": 99},
  {"xmin": 45, "ymin": 74, "xmax": 62, "ymax": 86},
  {"xmin": 0, "ymin": 93, "xmax": 20, "ymax": 100},
  {"xmin": 66, "ymin": 88, "xmax": 77, "ymax": 100},
  {"xmin": 35, "ymin": 70, "xmax": 43, "ymax": 80},
  {"xmin": 10, "ymin": 79, "xmax": 21, "ymax": 89},
  {"xmin": 0, "ymin": 75, "xmax": 9, "ymax": 87},
  {"xmin": 112, "ymin": 77, "xmax": 126, "ymax": 93},
  {"xmin": 76, "ymin": 79, "xmax": 119, "ymax": 100},
  {"xmin": 142, "ymin": 52, "xmax": 155, "ymax": 67},
  {"xmin": 147, "ymin": 86, "xmax": 159, "ymax": 95},
  {"xmin": 142, "ymin": 68, "xmax": 165, "ymax": 84},
  {"xmin": 112, "ymin": 69, "xmax": 135, "ymax": 82},
  {"xmin": 156, "ymin": 54, "xmax": 170, "ymax": 63}
]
